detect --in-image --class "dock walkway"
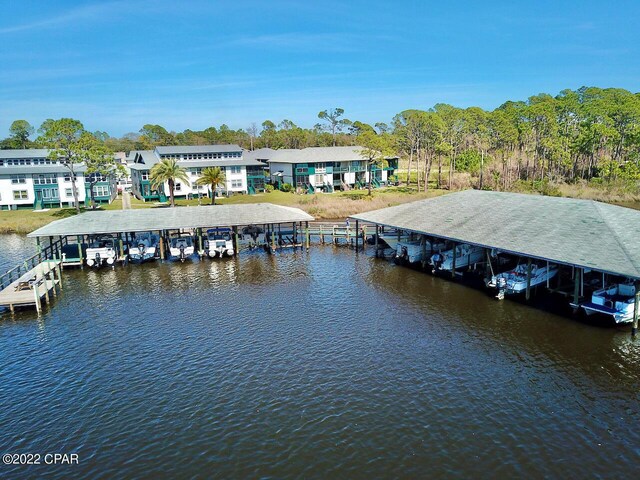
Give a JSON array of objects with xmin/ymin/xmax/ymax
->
[{"xmin": 0, "ymin": 260, "xmax": 62, "ymax": 313}]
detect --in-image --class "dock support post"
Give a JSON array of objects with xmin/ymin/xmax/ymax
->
[
  {"xmin": 355, "ymin": 220, "xmax": 359, "ymax": 251},
  {"xmin": 305, "ymin": 221, "xmax": 310, "ymax": 250},
  {"xmin": 56, "ymin": 260, "xmax": 63, "ymax": 291},
  {"xmin": 374, "ymin": 225, "xmax": 379, "ymax": 258},
  {"xmin": 525, "ymin": 258, "xmax": 532, "ymax": 301},
  {"xmin": 451, "ymin": 242, "xmax": 457, "ymax": 279},
  {"xmin": 633, "ymin": 283, "xmax": 639, "ymax": 337},
  {"xmin": 573, "ymin": 267, "xmax": 580, "ymax": 307},
  {"xmin": 546, "ymin": 261, "xmax": 550, "ymax": 288},
  {"xmin": 232, "ymin": 226, "xmax": 239, "ymax": 255},
  {"xmin": 77, "ymin": 242, "xmax": 83, "ymax": 266},
  {"xmin": 33, "ymin": 281, "xmax": 41, "ymax": 314},
  {"xmin": 159, "ymin": 233, "xmax": 165, "ymax": 262},
  {"xmin": 293, "ymin": 222, "xmax": 297, "ymax": 247},
  {"xmin": 271, "ymin": 228, "xmax": 277, "ymax": 253}
]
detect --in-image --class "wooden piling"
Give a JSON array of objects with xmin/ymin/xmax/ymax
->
[
  {"xmin": 56, "ymin": 261, "xmax": 63, "ymax": 291},
  {"xmin": 573, "ymin": 267, "xmax": 580, "ymax": 306},
  {"xmin": 33, "ymin": 281, "xmax": 41, "ymax": 314},
  {"xmin": 632, "ymin": 282, "xmax": 639, "ymax": 337},
  {"xmin": 374, "ymin": 225, "xmax": 379, "ymax": 258},
  {"xmin": 451, "ymin": 242, "xmax": 456, "ymax": 279},
  {"xmin": 159, "ymin": 234, "xmax": 165, "ymax": 261},
  {"xmin": 355, "ymin": 220, "xmax": 359, "ymax": 250},
  {"xmin": 305, "ymin": 222, "xmax": 310, "ymax": 250},
  {"xmin": 232, "ymin": 226, "xmax": 239, "ymax": 255},
  {"xmin": 525, "ymin": 258, "xmax": 532, "ymax": 300}
]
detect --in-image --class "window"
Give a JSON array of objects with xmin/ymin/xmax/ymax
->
[
  {"xmin": 315, "ymin": 174, "xmax": 324, "ymax": 186},
  {"xmin": 93, "ymin": 185, "xmax": 109, "ymax": 197},
  {"xmin": 141, "ymin": 172, "xmax": 149, "ymax": 180},
  {"xmin": 13, "ymin": 190, "xmax": 28, "ymax": 200},
  {"xmin": 41, "ymin": 188, "xmax": 58, "ymax": 199},
  {"xmin": 175, "ymin": 183, "xmax": 182, "ymax": 192},
  {"xmin": 65, "ymin": 188, "xmax": 73, "ymax": 197},
  {"xmin": 63, "ymin": 173, "xmax": 72, "ymax": 182},
  {"xmin": 33, "ymin": 174, "xmax": 57, "ymax": 184},
  {"xmin": 231, "ymin": 179, "xmax": 242, "ymax": 188},
  {"xmin": 85, "ymin": 173, "xmax": 107, "ymax": 182},
  {"xmin": 11, "ymin": 174, "xmax": 26, "ymax": 184},
  {"xmin": 229, "ymin": 166, "xmax": 241, "ymax": 174},
  {"xmin": 191, "ymin": 168, "xmax": 202, "ymax": 176}
]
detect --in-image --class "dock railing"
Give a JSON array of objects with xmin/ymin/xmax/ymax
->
[{"xmin": 0, "ymin": 237, "xmax": 67, "ymax": 291}]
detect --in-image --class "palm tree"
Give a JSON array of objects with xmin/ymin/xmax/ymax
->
[
  {"xmin": 149, "ymin": 159, "xmax": 190, "ymax": 207},
  {"xmin": 195, "ymin": 167, "xmax": 226, "ymax": 205}
]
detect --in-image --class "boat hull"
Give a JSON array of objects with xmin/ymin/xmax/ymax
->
[
  {"xmin": 430, "ymin": 246, "xmax": 484, "ymax": 272},
  {"xmin": 581, "ymin": 302, "xmax": 634, "ymax": 324},
  {"xmin": 169, "ymin": 247, "xmax": 195, "ymax": 262}
]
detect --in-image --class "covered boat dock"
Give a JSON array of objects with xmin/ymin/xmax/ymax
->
[
  {"xmin": 27, "ymin": 203, "xmax": 315, "ymax": 260},
  {"xmin": 350, "ymin": 190, "xmax": 640, "ymax": 335}
]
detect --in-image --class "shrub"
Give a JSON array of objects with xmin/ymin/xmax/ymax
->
[
  {"xmin": 449, "ymin": 172, "xmax": 473, "ymax": 190},
  {"xmin": 265, "ymin": 184, "xmax": 274, "ymax": 193},
  {"xmin": 280, "ymin": 183, "xmax": 293, "ymax": 192}
]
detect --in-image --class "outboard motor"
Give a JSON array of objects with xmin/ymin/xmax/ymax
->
[
  {"xmin": 431, "ymin": 253, "xmax": 442, "ymax": 274},
  {"xmin": 180, "ymin": 245, "xmax": 186, "ymax": 262},
  {"xmin": 94, "ymin": 252, "xmax": 101, "ymax": 268}
]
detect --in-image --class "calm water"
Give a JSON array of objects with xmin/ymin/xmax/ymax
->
[
  {"xmin": 0, "ymin": 235, "xmax": 639, "ymax": 479},
  {"xmin": 0, "ymin": 235, "xmax": 36, "ymax": 274}
]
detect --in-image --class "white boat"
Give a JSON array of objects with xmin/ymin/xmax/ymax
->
[
  {"xmin": 581, "ymin": 283, "xmax": 637, "ymax": 324},
  {"xmin": 430, "ymin": 244, "xmax": 484, "ymax": 272},
  {"xmin": 86, "ymin": 235, "xmax": 121, "ymax": 267},
  {"xmin": 395, "ymin": 239, "xmax": 446, "ymax": 264},
  {"xmin": 487, "ymin": 263, "xmax": 558, "ymax": 299},
  {"xmin": 168, "ymin": 234, "xmax": 195, "ymax": 262},
  {"xmin": 378, "ymin": 232, "xmax": 410, "ymax": 251},
  {"xmin": 204, "ymin": 228, "xmax": 235, "ymax": 258},
  {"xmin": 241, "ymin": 225, "xmax": 265, "ymax": 248},
  {"xmin": 128, "ymin": 232, "xmax": 159, "ymax": 263}
]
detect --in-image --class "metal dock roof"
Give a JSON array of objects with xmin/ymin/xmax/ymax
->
[
  {"xmin": 351, "ymin": 190, "xmax": 640, "ymax": 279},
  {"xmin": 28, "ymin": 204, "xmax": 314, "ymax": 238}
]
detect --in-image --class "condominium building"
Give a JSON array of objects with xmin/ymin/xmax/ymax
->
[
  {"xmin": 130, "ymin": 145, "xmax": 267, "ymax": 202},
  {"xmin": 248, "ymin": 146, "xmax": 399, "ymax": 193},
  {"xmin": 0, "ymin": 149, "xmax": 117, "ymax": 210}
]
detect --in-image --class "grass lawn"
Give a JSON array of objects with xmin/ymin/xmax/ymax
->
[
  {"xmin": 0, "ymin": 187, "xmax": 446, "ymax": 234},
  {"xmin": 174, "ymin": 186, "xmax": 445, "ymax": 219}
]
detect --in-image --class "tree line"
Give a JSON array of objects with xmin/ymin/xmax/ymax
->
[{"xmin": 2, "ymin": 86, "xmax": 640, "ymax": 193}]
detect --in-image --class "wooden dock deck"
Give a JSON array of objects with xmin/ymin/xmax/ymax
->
[{"xmin": 0, "ymin": 260, "xmax": 62, "ymax": 313}]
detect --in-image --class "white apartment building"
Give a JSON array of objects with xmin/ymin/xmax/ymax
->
[{"xmin": 130, "ymin": 145, "xmax": 266, "ymax": 201}]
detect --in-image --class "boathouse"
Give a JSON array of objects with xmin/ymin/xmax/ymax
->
[
  {"xmin": 350, "ymin": 190, "xmax": 640, "ymax": 333},
  {"xmin": 26, "ymin": 203, "xmax": 313, "ymax": 244}
]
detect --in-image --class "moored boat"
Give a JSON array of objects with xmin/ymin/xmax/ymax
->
[
  {"xmin": 128, "ymin": 232, "xmax": 159, "ymax": 263},
  {"xmin": 395, "ymin": 239, "xmax": 446, "ymax": 264},
  {"xmin": 581, "ymin": 283, "xmax": 637, "ymax": 324},
  {"xmin": 487, "ymin": 263, "xmax": 558, "ymax": 299},
  {"xmin": 430, "ymin": 244, "xmax": 484, "ymax": 273},
  {"xmin": 204, "ymin": 228, "xmax": 235, "ymax": 258},
  {"xmin": 168, "ymin": 234, "xmax": 195, "ymax": 262},
  {"xmin": 86, "ymin": 235, "xmax": 121, "ymax": 267},
  {"xmin": 378, "ymin": 232, "xmax": 410, "ymax": 251}
]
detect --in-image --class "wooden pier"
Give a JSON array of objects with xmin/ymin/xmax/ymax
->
[{"xmin": 0, "ymin": 260, "xmax": 62, "ymax": 313}]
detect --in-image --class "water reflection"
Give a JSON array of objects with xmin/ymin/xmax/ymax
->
[{"xmin": 0, "ymin": 240, "xmax": 638, "ymax": 479}]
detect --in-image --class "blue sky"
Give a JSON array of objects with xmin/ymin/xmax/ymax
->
[{"xmin": 0, "ymin": 0, "xmax": 639, "ymax": 137}]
